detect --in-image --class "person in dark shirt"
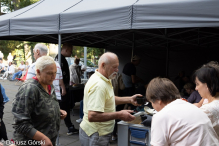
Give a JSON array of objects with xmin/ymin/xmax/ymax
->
[
  {"xmin": 122, "ymin": 55, "xmax": 143, "ymax": 109},
  {"xmin": 184, "ymin": 83, "xmax": 202, "ymax": 103},
  {"xmin": 55, "ymin": 43, "xmax": 79, "ymax": 135},
  {"xmin": 122, "ymin": 55, "xmax": 142, "ymax": 95}
]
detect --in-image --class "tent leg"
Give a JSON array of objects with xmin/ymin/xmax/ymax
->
[
  {"xmin": 84, "ymin": 47, "xmax": 87, "ymax": 79},
  {"xmin": 58, "ymin": 34, "xmax": 62, "ymax": 65}
]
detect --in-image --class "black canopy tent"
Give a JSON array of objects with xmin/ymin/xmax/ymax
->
[{"xmin": 0, "ymin": 0, "xmax": 219, "ymax": 82}]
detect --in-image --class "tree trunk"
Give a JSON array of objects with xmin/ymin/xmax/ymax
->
[{"xmin": 12, "ymin": 0, "xmax": 18, "ymax": 11}]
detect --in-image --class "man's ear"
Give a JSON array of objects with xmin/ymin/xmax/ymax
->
[
  {"xmin": 36, "ymin": 50, "xmax": 40, "ymax": 56},
  {"xmin": 102, "ymin": 62, "xmax": 105, "ymax": 68}
]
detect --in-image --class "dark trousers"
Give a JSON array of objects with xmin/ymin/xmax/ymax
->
[
  {"xmin": 58, "ymin": 91, "xmax": 73, "ymax": 128},
  {"xmin": 0, "ymin": 119, "xmax": 8, "ymax": 140}
]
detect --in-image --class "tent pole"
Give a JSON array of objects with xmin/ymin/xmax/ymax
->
[
  {"xmin": 84, "ymin": 47, "xmax": 87, "ymax": 79},
  {"xmin": 56, "ymin": 33, "xmax": 61, "ymax": 146},
  {"xmin": 58, "ymin": 34, "xmax": 61, "ymax": 65}
]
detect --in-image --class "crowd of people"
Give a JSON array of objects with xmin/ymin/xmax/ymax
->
[
  {"xmin": 0, "ymin": 59, "xmax": 29, "ymax": 81},
  {"xmin": 0, "ymin": 43, "xmax": 219, "ymax": 146}
]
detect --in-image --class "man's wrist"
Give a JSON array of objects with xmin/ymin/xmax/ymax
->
[
  {"xmin": 115, "ymin": 112, "xmax": 120, "ymax": 119},
  {"xmin": 129, "ymin": 97, "xmax": 132, "ymax": 104}
]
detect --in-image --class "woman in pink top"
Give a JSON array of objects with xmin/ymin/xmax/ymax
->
[
  {"xmin": 146, "ymin": 77, "xmax": 219, "ymax": 146},
  {"xmin": 194, "ymin": 61, "xmax": 219, "ymax": 137}
]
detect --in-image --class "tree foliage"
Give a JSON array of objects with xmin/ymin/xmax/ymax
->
[
  {"xmin": 73, "ymin": 46, "xmax": 104, "ymax": 65},
  {"xmin": 1, "ymin": 0, "xmax": 39, "ymax": 12},
  {"xmin": 0, "ymin": 0, "xmax": 39, "ymax": 64},
  {"xmin": 0, "ymin": 40, "xmax": 22, "ymax": 60}
]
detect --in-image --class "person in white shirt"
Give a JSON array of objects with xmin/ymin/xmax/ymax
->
[
  {"xmin": 7, "ymin": 53, "xmax": 13, "ymax": 63},
  {"xmin": 146, "ymin": 77, "xmax": 219, "ymax": 146},
  {"xmin": 194, "ymin": 61, "xmax": 219, "ymax": 137},
  {"xmin": 18, "ymin": 61, "xmax": 30, "ymax": 79},
  {"xmin": 53, "ymin": 62, "xmax": 66, "ymax": 100},
  {"xmin": 0, "ymin": 58, "xmax": 5, "ymax": 73},
  {"xmin": 10, "ymin": 61, "xmax": 25, "ymax": 81},
  {"xmin": 26, "ymin": 43, "xmax": 66, "ymax": 97},
  {"xmin": 0, "ymin": 62, "xmax": 15, "ymax": 80}
]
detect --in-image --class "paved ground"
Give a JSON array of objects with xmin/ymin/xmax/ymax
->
[{"xmin": 0, "ymin": 80, "xmax": 117, "ymax": 146}]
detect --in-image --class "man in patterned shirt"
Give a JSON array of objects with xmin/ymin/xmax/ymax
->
[{"xmin": 26, "ymin": 44, "xmax": 66, "ymax": 97}]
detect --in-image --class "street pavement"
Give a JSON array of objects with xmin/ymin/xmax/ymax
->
[{"xmin": 0, "ymin": 80, "xmax": 117, "ymax": 146}]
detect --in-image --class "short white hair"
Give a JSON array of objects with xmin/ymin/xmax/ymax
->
[
  {"xmin": 35, "ymin": 56, "xmax": 55, "ymax": 73},
  {"xmin": 34, "ymin": 43, "xmax": 48, "ymax": 55},
  {"xmin": 98, "ymin": 56, "xmax": 109, "ymax": 67}
]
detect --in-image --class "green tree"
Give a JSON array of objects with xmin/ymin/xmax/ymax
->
[
  {"xmin": 72, "ymin": 46, "xmax": 104, "ymax": 65},
  {"xmin": 87, "ymin": 47, "xmax": 104, "ymax": 65},
  {"xmin": 0, "ymin": 40, "xmax": 22, "ymax": 59},
  {"xmin": 0, "ymin": 0, "xmax": 39, "ymax": 64},
  {"xmin": 1, "ymin": 0, "xmax": 39, "ymax": 13}
]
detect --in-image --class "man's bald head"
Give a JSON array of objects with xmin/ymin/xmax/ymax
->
[
  {"xmin": 98, "ymin": 52, "xmax": 118, "ymax": 68},
  {"xmin": 98, "ymin": 52, "xmax": 119, "ymax": 79}
]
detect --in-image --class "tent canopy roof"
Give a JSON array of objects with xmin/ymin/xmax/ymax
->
[{"xmin": 0, "ymin": 0, "xmax": 219, "ymax": 48}]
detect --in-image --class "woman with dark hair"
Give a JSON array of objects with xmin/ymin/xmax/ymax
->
[
  {"xmin": 146, "ymin": 77, "xmax": 219, "ymax": 146},
  {"xmin": 194, "ymin": 61, "xmax": 219, "ymax": 137}
]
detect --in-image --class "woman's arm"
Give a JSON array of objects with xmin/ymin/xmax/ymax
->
[
  {"xmin": 12, "ymin": 85, "xmax": 39, "ymax": 139},
  {"xmin": 32, "ymin": 131, "xmax": 53, "ymax": 146}
]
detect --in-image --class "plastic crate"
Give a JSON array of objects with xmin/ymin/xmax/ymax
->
[
  {"xmin": 130, "ymin": 127, "xmax": 149, "ymax": 145},
  {"xmin": 117, "ymin": 112, "xmax": 151, "ymax": 146}
]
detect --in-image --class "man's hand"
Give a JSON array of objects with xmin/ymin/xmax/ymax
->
[
  {"xmin": 60, "ymin": 109, "xmax": 67, "ymax": 120},
  {"xmin": 117, "ymin": 110, "xmax": 135, "ymax": 122},
  {"xmin": 130, "ymin": 94, "xmax": 143, "ymax": 106}
]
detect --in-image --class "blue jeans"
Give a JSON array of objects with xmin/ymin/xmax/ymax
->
[
  {"xmin": 12, "ymin": 71, "xmax": 22, "ymax": 80},
  {"xmin": 80, "ymin": 100, "xmax": 84, "ymax": 119},
  {"xmin": 0, "ymin": 84, "xmax": 9, "ymax": 103}
]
